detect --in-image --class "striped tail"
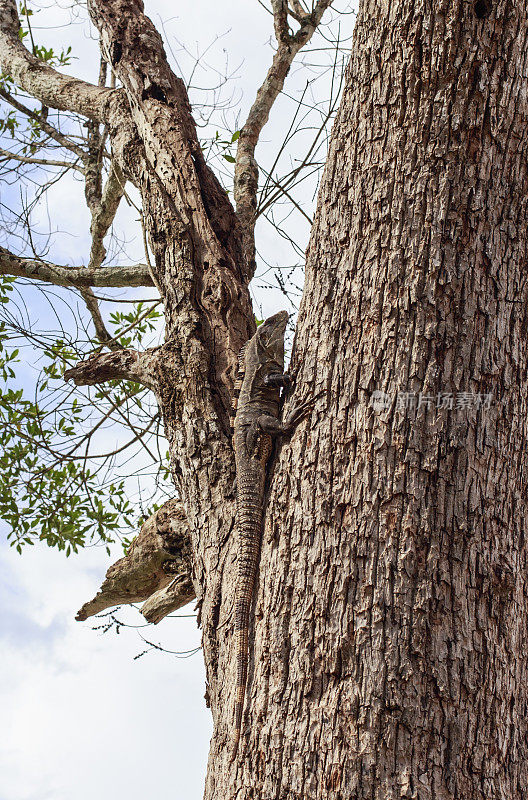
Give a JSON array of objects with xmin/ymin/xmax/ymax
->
[
  {"xmin": 231, "ymin": 626, "xmax": 249, "ymax": 759},
  {"xmin": 231, "ymin": 463, "xmax": 267, "ymax": 759}
]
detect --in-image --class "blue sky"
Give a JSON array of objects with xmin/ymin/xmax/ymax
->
[{"xmin": 0, "ymin": 1, "xmax": 356, "ymax": 797}]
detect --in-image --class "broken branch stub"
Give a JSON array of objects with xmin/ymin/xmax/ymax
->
[{"xmin": 76, "ymin": 500, "xmax": 194, "ymax": 622}]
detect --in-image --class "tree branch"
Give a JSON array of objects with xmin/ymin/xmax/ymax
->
[
  {"xmin": 0, "ymin": 246, "xmax": 154, "ymax": 288},
  {"xmin": 234, "ymin": 0, "xmax": 334, "ymax": 274},
  {"xmin": 0, "ymin": 87, "xmax": 88, "ymax": 160},
  {"xmin": 141, "ymin": 575, "xmax": 195, "ymax": 624},
  {"xmin": 80, "ymin": 98, "xmax": 126, "ymax": 345},
  {"xmin": 63, "ymin": 347, "xmax": 160, "ymax": 390},
  {"xmin": 76, "ymin": 500, "xmax": 194, "ymax": 622},
  {"xmin": 0, "ymin": 0, "xmax": 116, "ymax": 121},
  {"xmin": 0, "ymin": 147, "xmax": 84, "ymax": 172},
  {"xmin": 87, "ymin": 0, "xmax": 253, "ymax": 392},
  {"xmin": 272, "ymin": 0, "xmax": 290, "ymax": 43},
  {"xmin": 88, "ymin": 161, "xmax": 125, "ymax": 270},
  {"xmin": 88, "ymin": 0, "xmax": 245, "ymax": 279},
  {"xmin": 289, "ymin": 0, "xmax": 307, "ymax": 21},
  {"xmin": 79, "ymin": 286, "xmax": 119, "ymax": 349}
]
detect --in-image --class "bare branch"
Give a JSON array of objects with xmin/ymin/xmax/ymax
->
[
  {"xmin": 0, "ymin": 87, "xmax": 87, "ymax": 160},
  {"xmin": 289, "ymin": 0, "xmax": 308, "ymax": 21},
  {"xmin": 79, "ymin": 287, "xmax": 118, "ymax": 349},
  {"xmin": 0, "ymin": 0, "xmax": 116, "ymax": 121},
  {"xmin": 272, "ymin": 0, "xmax": 290, "ymax": 43},
  {"xmin": 88, "ymin": 162, "xmax": 125, "ymax": 269},
  {"xmin": 76, "ymin": 500, "xmax": 194, "ymax": 621},
  {"xmin": 0, "ymin": 247, "xmax": 153, "ymax": 288},
  {"xmin": 0, "ymin": 147, "xmax": 84, "ymax": 173},
  {"xmin": 80, "ymin": 101, "xmax": 126, "ymax": 344},
  {"xmin": 63, "ymin": 347, "xmax": 160, "ymax": 390},
  {"xmin": 234, "ymin": 0, "xmax": 335, "ymax": 273}
]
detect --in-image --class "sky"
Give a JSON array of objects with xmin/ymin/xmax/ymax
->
[
  {"xmin": 0, "ymin": 2, "xmax": 356, "ymax": 798},
  {"xmin": 0, "ymin": 537, "xmax": 210, "ymax": 800}
]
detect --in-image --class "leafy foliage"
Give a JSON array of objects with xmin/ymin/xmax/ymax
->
[
  {"xmin": 19, "ymin": 4, "xmax": 74, "ymax": 68},
  {"xmin": 108, "ymin": 302, "xmax": 162, "ymax": 348},
  {"xmin": 0, "ymin": 277, "xmax": 170, "ymax": 554}
]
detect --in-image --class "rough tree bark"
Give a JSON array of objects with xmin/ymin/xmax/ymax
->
[
  {"xmin": 2, "ymin": 0, "xmax": 528, "ymax": 797},
  {"xmin": 203, "ymin": 1, "xmax": 528, "ymax": 797}
]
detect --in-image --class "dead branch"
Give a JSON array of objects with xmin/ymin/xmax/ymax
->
[
  {"xmin": 141, "ymin": 576, "xmax": 195, "ymax": 624},
  {"xmin": 0, "ymin": 147, "xmax": 84, "ymax": 172},
  {"xmin": 63, "ymin": 347, "xmax": 160, "ymax": 390},
  {"xmin": 234, "ymin": 0, "xmax": 335, "ymax": 274},
  {"xmin": 79, "ymin": 287, "xmax": 118, "ymax": 349},
  {"xmin": 88, "ymin": 162, "xmax": 125, "ymax": 269}
]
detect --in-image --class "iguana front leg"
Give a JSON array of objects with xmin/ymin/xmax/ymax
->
[
  {"xmin": 256, "ymin": 393, "xmax": 322, "ymax": 439},
  {"xmin": 262, "ymin": 372, "xmax": 291, "ymax": 389}
]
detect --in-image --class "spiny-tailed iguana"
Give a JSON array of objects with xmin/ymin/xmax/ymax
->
[{"xmin": 230, "ymin": 310, "xmax": 318, "ymax": 757}]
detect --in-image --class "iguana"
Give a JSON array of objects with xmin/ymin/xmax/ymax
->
[{"xmin": 230, "ymin": 310, "xmax": 318, "ymax": 757}]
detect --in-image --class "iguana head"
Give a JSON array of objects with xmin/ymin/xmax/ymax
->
[{"xmin": 255, "ymin": 310, "xmax": 289, "ymax": 369}]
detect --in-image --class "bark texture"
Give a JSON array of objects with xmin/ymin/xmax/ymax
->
[{"xmin": 204, "ymin": 1, "xmax": 528, "ymax": 798}]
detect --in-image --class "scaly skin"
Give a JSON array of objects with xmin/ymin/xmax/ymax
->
[{"xmin": 230, "ymin": 310, "xmax": 317, "ymax": 758}]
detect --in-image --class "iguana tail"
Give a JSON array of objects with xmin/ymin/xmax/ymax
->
[
  {"xmin": 231, "ymin": 483, "xmax": 263, "ymax": 760},
  {"xmin": 231, "ymin": 625, "xmax": 249, "ymax": 759}
]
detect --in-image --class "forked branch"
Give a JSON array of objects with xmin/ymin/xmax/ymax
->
[{"xmin": 234, "ymin": 0, "xmax": 335, "ymax": 273}]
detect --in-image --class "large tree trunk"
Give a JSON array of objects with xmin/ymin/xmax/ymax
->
[
  {"xmin": 204, "ymin": 1, "xmax": 528, "ymax": 797},
  {"xmin": 4, "ymin": 0, "xmax": 527, "ymax": 794}
]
